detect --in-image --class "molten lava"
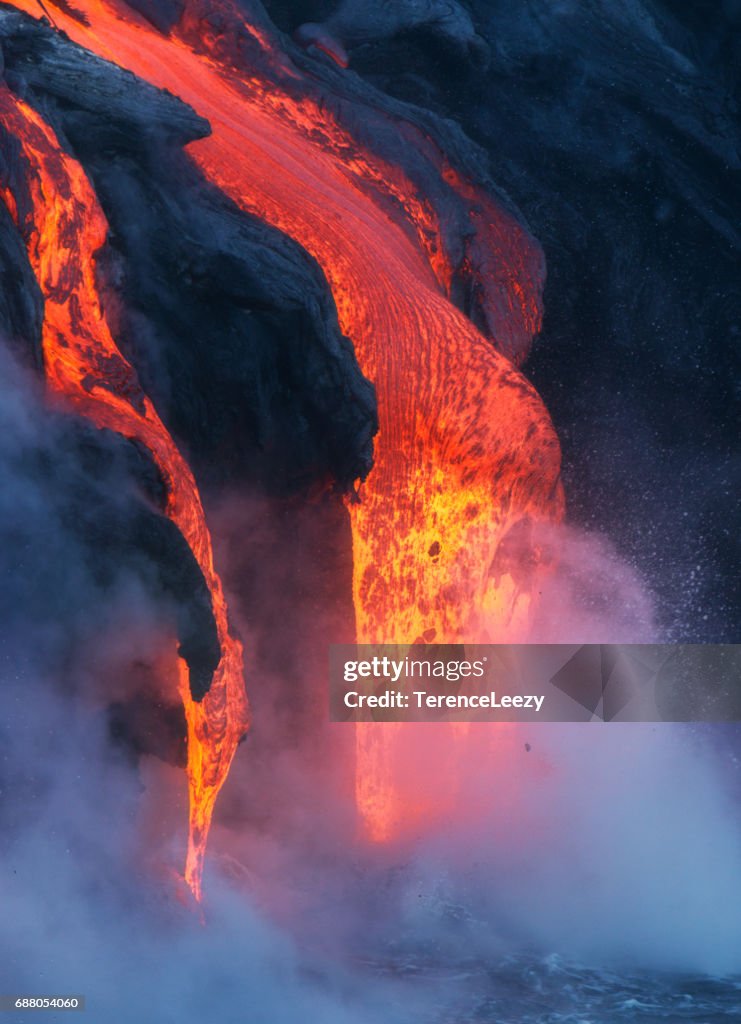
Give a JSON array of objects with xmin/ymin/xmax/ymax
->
[
  {"xmin": 0, "ymin": 87, "xmax": 249, "ymax": 899},
  {"xmin": 4, "ymin": 0, "xmax": 563, "ymax": 848}
]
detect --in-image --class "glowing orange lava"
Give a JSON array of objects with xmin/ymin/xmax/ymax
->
[
  {"xmin": 0, "ymin": 87, "xmax": 249, "ymax": 899},
  {"xmin": 5, "ymin": 0, "xmax": 563, "ymax": 845}
]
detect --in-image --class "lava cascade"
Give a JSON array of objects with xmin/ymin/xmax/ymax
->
[
  {"xmin": 4, "ymin": 0, "xmax": 563, "ymax": 844},
  {"xmin": 0, "ymin": 86, "xmax": 249, "ymax": 899}
]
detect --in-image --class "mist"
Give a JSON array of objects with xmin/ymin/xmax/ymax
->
[
  {"xmin": 0, "ymin": 350, "xmax": 406, "ymax": 1022},
  {"xmin": 2, "ymin": 348, "xmax": 740, "ymax": 1024}
]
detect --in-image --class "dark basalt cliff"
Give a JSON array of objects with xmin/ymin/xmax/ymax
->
[
  {"xmin": 0, "ymin": 8, "xmax": 376, "ymax": 741},
  {"xmin": 0, "ymin": 7, "xmax": 377, "ymax": 494}
]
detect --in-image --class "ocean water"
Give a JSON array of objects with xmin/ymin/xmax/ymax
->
[{"xmin": 366, "ymin": 954, "xmax": 741, "ymax": 1023}]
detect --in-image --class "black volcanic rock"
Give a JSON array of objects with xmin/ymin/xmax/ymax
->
[
  {"xmin": 125, "ymin": 0, "xmax": 184, "ymax": 34},
  {"xmin": 0, "ymin": 197, "xmax": 42, "ymax": 368},
  {"xmin": 0, "ymin": 348, "xmax": 220, "ymax": 704},
  {"xmin": 0, "ymin": 56, "xmax": 43, "ymax": 368},
  {"xmin": 0, "ymin": 7, "xmax": 208, "ymax": 144},
  {"xmin": 60, "ymin": 425, "xmax": 223, "ymax": 700},
  {"xmin": 0, "ymin": 6, "xmax": 377, "ymax": 493},
  {"xmin": 295, "ymin": 0, "xmax": 489, "ymax": 67},
  {"xmin": 88, "ymin": 164, "xmax": 377, "ymax": 491}
]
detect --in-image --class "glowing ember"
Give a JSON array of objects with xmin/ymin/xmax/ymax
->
[{"xmin": 5, "ymin": 0, "xmax": 563, "ymax": 846}]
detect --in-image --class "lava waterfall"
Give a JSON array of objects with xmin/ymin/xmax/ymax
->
[{"xmin": 0, "ymin": 0, "xmax": 562, "ymax": 888}]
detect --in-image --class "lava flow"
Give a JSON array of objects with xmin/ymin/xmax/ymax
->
[
  {"xmin": 0, "ymin": 86, "xmax": 249, "ymax": 900},
  {"xmin": 5, "ymin": 0, "xmax": 563, "ymax": 844}
]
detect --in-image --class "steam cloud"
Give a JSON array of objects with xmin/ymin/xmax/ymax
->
[{"xmin": 1, "ymin": 347, "xmax": 741, "ymax": 1024}]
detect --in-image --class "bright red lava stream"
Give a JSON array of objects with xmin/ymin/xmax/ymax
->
[
  {"xmin": 0, "ymin": 86, "xmax": 249, "ymax": 901},
  {"xmin": 3, "ymin": 0, "xmax": 564, "ymax": 881}
]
